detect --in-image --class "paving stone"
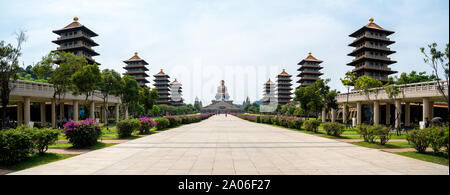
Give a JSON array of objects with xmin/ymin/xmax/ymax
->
[{"xmin": 9, "ymin": 115, "xmax": 449, "ymax": 175}]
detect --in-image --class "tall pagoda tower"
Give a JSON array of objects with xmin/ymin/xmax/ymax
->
[
  {"xmin": 347, "ymin": 18, "xmax": 397, "ymax": 83},
  {"xmin": 262, "ymin": 78, "xmax": 276, "ymax": 105},
  {"xmin": 52, "ymin": 17, "xmax": 100, "ymax": 65},
  {"xmin": 276, "ymin": 69, "xmax": 293, "ymax": 105},
  {"xmin": 154, "ymin": 69, "xmax": 171, "ymax": 105},
  {"xmin": 170, "ymin": 78, "xmax": 183, "ymax": 106},
  {"xmin": 123, "ymin": 52, "xmax": 149, "ymax": 87},
  {"xmin": 297, "ymin": 52, "xmax": 324, "ymax": 88}
]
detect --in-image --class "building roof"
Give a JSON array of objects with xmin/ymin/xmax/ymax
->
[
  {"xmin": 278, "ymin": 69, "xmax": 292, "ymax": 77},
  {"xmin": 349, "ymin": 18, "xmax": 395, "ymax": 37},
  {"xmin": 123, "ymin": 52, "xmax": 149, "ymax": 65},
  {"xmin": 298, "ymin": 52, "xmax": 323, "ymax": 64},
  {"xmin": 52, "ymin": 17, "xmax": 99, "ymax": 37},
  {"xmin": 265, "ymin": 78, "xmax": 275, "ymax": 85},
  {"xmin": 171, "ymin": 78, "xmax": 181, "ymax": 85},
  {"xmin": 154, "ymin": 69, "xmax": 170, "ymax": 77}
]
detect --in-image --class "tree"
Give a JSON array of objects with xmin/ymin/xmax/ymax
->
[
  {"xmin": 385, "ymin": 84, "xmax": 404, "ymax": 135},
  {"xmin": 71, "ymin": 64, "xmax": 101, "ymax": 117},
  {"xmin": 340, "ymin": 71, "xmax": 357, "ymax": 124},
  {"xmin": 139, "ymin": 87, "xmax": 159, "ymax": 114},
  {"xmin": 294, "ymin": 80, "xmax": 326, "ymax": 119},
  {"xmin": 0, "ymin": 31, "xmax": 26, "ymax": 128},
  {"xmin": 120, "ymin": 75, "xmax": 140, "ymax": 118},
  {"xmin": 354, "ymin": 76, "xmax": 383, "ymax": 125},
  {"xmin": 420, "ymin": 43, "xmax": 449, "ymax": 113},
  {"xmin": 394, "ymin": 71, "xmax": 436, "ymax": 85},
  {"xmin": 281, "ymin": 102, "xmax": 296, "ymax": 116},
  {"xmin": 35, "ymin": 51, "xmax": 87, "ymax": 125},
  {"xmin": 151, "ymin": 105, "xmax": 161, "ymax": 116},
  {"xmin": 99, "ymin": 69, "xmax": 122, "ymax": 124}
]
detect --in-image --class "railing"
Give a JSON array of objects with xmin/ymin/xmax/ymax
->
[
  {"xmin": 9, "ymin": 79, "xmax": 121, "ymax": 103},
  {"xmin": 337, "ymin": 80, "xmax": 449, "ymax": 103}
]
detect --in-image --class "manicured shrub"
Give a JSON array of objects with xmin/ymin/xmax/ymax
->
[
  {"xmin": 373, "ymin": 125, "xmax": 391, "ymax": 145},
  {"xmin": 355, "ymin": 124, "xmax": 377, "ymax": 142},
  {"xmin": 272, "ymin": 116, "xmax": 280, "ymax": 126},
  {"xmin": 165, "ymin": 116, "xmax": 182, "ymax": 127},
  {"xmin": 138, "ymin": 117, "xmax": 156, "ymax": 134},
  {"xmin": 288, "ymin": 119, "xmax": 303, "ymax": 130},
  {"xmin": 323, "ymin": 122, "xmax": 345, "ymax": 136},
  {"xmin": 406, "ymin": 129, "xmax": 431, "ymax": 153},
  {"xmin": 63, "ymin": 119, "xmax": 102, "ymax": 148},
  {"xmin": 116, "ymin": 119, "xmax": 140, "ymax": 138},
  {"xmin": 443, "ymin": 127, "xmax": 449, "ymax": 154},
  {"xmin": 0, "ymin": 128, "xmax": 35, "ymax": 165},
  {"xmin": 31, "ymin": 128, "xmax": 60, "ymax": 154},
  {"xmin": 154, "ymin": 117, "xmax": 170, "ymax": 130},
  {"xmin": 260, "ymin": 116, "xmax": 272, "ymax": 124},
  {"xmin": 428, "ymin": 126, "xmax": 446, "ymax": 154},
  {"xmin": 303, "ymin": 120, "xmax": 321, "ymax": 132}
]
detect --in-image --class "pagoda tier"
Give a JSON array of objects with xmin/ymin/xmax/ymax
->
[
  {"xmin": 52, "ymin": 17, "xmax": 100, "ymax": 65},
  {"xmin": 297, "ymin": 52, "xmax": 324, "ymax": 87},
  {"xmin": 262, "ymin": 79, "xmax": 276, "ymax": 105},
  {"xmin": 276, "ymin": 69, "xmax": 293, "ymax": 105},
  {"xmin": 154, "ymin": 69, "xmax": 171, "ymax": 105},
  {"xmin": 123, "ymin": 52, "xmax": 150, "ymax": 87},
  {"xmin": 170, "ymin": 79, "xmax": 184, "ymax": 106},
  {"xmin": 347, "ymin": 18, "xmax": 397, "ymax": 83}
]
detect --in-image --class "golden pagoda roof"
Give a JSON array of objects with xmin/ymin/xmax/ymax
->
[
  {"xmin": 278, "ymin": 69, "xmax": 292, "ymax": 77},
  {"xmin": 171, "ymin": 78, "xmax": 181, "ymax": 85},
  {"xmin": 265, "ymin": 78, "xmax": 275, "ymax": 85},
  {"xmin": 53, "ymin": 17, "xmax": 98, "ymax": 37},
  {"xmin": 349, "ymin": 18, "xmax": 394, "ymax": 37},
  {"xmin": 155, "ymin": 69, "xmax": 167, "ymax": 76}
]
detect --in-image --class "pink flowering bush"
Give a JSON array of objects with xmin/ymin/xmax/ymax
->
[
  {"xmin": 62, "ymin": 119, "xmax": 102, "ymax": 148},
  {"xmin": 138, "ymin": 117, "xmax": 156, "ymax": 134}
]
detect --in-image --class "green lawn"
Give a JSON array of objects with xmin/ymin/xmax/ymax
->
[
  {"xmin": 2, "ymin": 153, "xmax": 78, "ymax": 172},
  {"xmin": 394, "ymin": 151, "xmax": 449, "ymax": 166},
  {"xmin": 350, "ymin": 141, "xmax": 412, "ymax": 149},
  {"xmin": 48, "ymin": 142, "xmax": 117, "ymax": 150}
]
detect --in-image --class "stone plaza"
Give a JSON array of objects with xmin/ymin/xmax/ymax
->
[{"xmin": 11, "ymin": 115, "xmax": 448, "ymax": 175}]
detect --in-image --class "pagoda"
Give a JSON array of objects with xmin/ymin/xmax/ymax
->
[
  {"xmin": 52, "ymin": 17, "xmax": 100, "ymax": 65},
  {"xmin": 297, "ymin": 52, "xmax": 323, "ymax": 87},
  {"xmin": 153, "ymin": 69, "xmax": 171, "ymax": 105},
  {"xmin": 170, "ymin": 78, "xmax": 183, "ymax": 106},
  {"xmin": 262, "ymin": 78, "xmax": 276, "ymax": 105},
  {"xmin": 347, "ymin": 18, "xmax": 397, "ymax": 83},
  {"xmin": 123, "ymin": 52, "xmax": 149, "ymax": 87},
  {"xmin": 276, "ymin": 69, "xmax": 293, "ymax": 105}
]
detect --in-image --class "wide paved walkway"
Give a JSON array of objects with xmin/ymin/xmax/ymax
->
[{"xmin": 11, "ymin": 115, "xmax": 448, "ymax": 175}]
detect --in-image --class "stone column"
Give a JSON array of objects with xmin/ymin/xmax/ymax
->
[
  {"xmin": 356, "ymin": 102, "xmax": 362, "ymax": 125},
  {"xmin": 102, "ymin": 105, "xmax": 107, "ymax": 123},
  {"xmin": 395, "ymin": 100, "xmax": 402, "ymax": 129},
  {"xmin": 331, "ymin": 108, "xmax": 336, "ymax": 123},
  {"xmin": 374, "ymin": 101, "xmax": 380, "ymax": 125},
  {"xmin": 24, "ymin": 97, "xmax": 31, "ymax": 127},
  {"xmin": 90, "ymin": 101, "xmax": 95, "ymax": 119},
  {"xmin": 385, "ymin": 103, "xmax": 391, "ymax": 125},
  {"xmin": 115, "ymin": 103, "xmax": 120, "ymax": 122},
  {"xmin": 429, "ymin": 101, "xmax": 434, "ymax": 119},
  {"xmin": 423, "ymin": 98, "xmax": 430, "ymax": 122},
  {"xmin": 59, "ymin": 102, "xmax": 65, "ymax": 121},
  {"xmin": 40, "ymin": 102, "xmax": 46, "ymax": 125},
  {"xmin": 73, "ymin": 100, "xmax": 79, "ymax": 121},
  {"xmin": 321, "ymin": 108, "xmax": 326, "ymax": 123},
  {"xmin": 342, "ymin": 104, "xmax": 348, "ymax": 124},
  {"xmin": 51, "ymin": 99, "xmax": 56, "ymax": 128},
  {"xmin": 405, "ymin": 102, "xmax": 410, "ymax": 127},
  {"xmin": 17, "ymin": 102, "xmax": 23, "ymax": 126}
]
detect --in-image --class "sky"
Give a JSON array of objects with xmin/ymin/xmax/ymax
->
[{"xmin": 1, "ymin": 0, "xmax": 449, "ymax": 104}]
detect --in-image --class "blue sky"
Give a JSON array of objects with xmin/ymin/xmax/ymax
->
[{"xmin": 1, "ymin": 0, "xmax": 448, "ymax": 104}]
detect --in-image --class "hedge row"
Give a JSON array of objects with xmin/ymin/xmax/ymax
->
[
  {"xmin": 236, "ymin": 114, "xmax": 326, "ymax": 133},
  {"xmin": 407, "ymin": 126, "xmax": 449, "ymax": 154},
  {"xmin": 0, "ymin": 126, "xmax": 59, "ymax": 165},
  {"xmin": 117, "ymin": 113, "xmax": 213, "ymax": 137}
]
